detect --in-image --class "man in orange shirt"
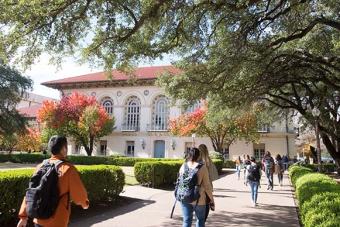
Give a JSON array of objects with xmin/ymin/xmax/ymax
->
[{"xmin": 17, "ymin": 135, "xmax": 89, "ymax": 227}]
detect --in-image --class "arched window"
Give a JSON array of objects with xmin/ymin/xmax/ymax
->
[
  {"xmin": 152, "ymin": 95, "xmax": 169, "ymax": 130},
  {"xmin": 101, "ymin": 97, "xmax": 114, "ymax": 115},
  {"xmin": 185, "ymin": 101, "xmax": 201, "ymax": 113},
  {"xmin": 124, "ymin": 96, "xmax": 141, "ymax": 131}
]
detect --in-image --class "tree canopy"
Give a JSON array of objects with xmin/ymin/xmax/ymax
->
[
  {"xmin": 0, "ymin": 64, "xmax": 32, "ymax": 135},
  {"xmin": 169, "ymin": 101, "xmax": 272, "ymax": 153},
  {"xmin": 38, "ymin": 92, "xmax": 115, "ymax": 156},
  {"xmin": 0, "ymin": 1, "xmax": 339, "ymax": 167}
]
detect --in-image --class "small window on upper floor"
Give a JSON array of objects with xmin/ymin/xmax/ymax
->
[
  {"xmin": 184, "ymin": 101, "xmax": 201, "ymax": 113},
  {"xmin": 101, "ymin": 97, "xmax": 114, "ymax": 115}
]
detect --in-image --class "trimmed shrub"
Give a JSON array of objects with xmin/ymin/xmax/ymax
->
[
  {"xmin": 295, "ymin": 173, "xmax": 340, "ymax": 206},
  {"xmin": 288, "ymin": 165, "xmax": 313, "ymax": 185},
  {"xmin": 301, "ymin": 192, "xmax": 340, "ymax": 227},
  {"xmin": 0, "ymin": 153, "xmax": 183, "ymax": 166},
  {"xmin": 134, "ymin": 161, "xmax": 183, "ymax": 187},
  {"xmin": 209, "ymin": 151, "xmax": 223, "ymax": 160},
  {"xmin": 0, "ymin": 165, "xmax": 124, "ymax": 226},
  {"xmin": 135, "ymin": 160, "xmax": 223, "ymax": 188},
  {"xmin": 223, "ymin": 160, "xmax": 236, "ymax": 168},
  {"xmin": 212, "ymin": 159, "xmax": 223, "ymax": 173}
]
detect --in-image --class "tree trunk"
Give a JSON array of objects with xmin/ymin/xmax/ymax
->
[{"xmin": 320, "ymin": 133, "xmax": 340, "ymax": 175}]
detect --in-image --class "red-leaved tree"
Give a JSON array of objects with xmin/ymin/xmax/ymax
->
[
  {"xmin": 169, "ymin": 102, "xmax": 261, "ymax": 154},
  {"xmin": 38, "ymin": 92, "xmax": 115, "ymax": 156}
]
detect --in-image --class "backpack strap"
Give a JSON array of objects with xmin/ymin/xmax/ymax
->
[{"xmin": 42, "ymin": 159, "xmax": 50, "ymax": 166}]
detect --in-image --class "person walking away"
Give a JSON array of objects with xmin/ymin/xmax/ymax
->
[
  {"xmin": 198, "ymin": 144, "xmax": 219, "ymax": 184},
  {"xmin": 173, "ymin": 148, "xmax": 214, "ymax": 227},
  {"xmin": 283, "ymin": 155, "xmax": 289, "ymax": 171},
  {"xmin": 243, "ymin": 155, "xmax": 251, "ymax": 186},
  {"xmin": 17, "ymin": 135, "xmax": 89, "ymax": 227},
  {"xmin": 275, "ymin": 154, "xmax": 284, "ymax": 187},
  {"xmin": 262, "ymin": 151, "xmax": 275, "ymax": 190},
  {"xmin": 198, "ymin": 144, "xmax": 218, "ymax": 221},
  {"xmin": 247, "ymin": 157, "xmax": 261, "ymax": 207},
  {"xmin": 235, "ymin": 156, "xmax": 242, "ymax": 180}
]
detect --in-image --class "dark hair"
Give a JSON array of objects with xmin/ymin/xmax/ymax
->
[
  {"xmin": 247, "ymin": 155, "xmax": 250, "ymax": 160},
  {"xmin": 276, "ymin": 154, "xmax": 282, "ymax": 161},
  {"xmin": 250, "ymin": 156, "xmax": 256, "ymax": 162},
  {"xmin": 48, "ymin": 135, "xmax": 67, "ymax": 155},
  {"xmin": 265, "ymin": 151, "xmax": 271, "ymax": 156},
  {"xmin": 186, "ymin": 148, "xmax": 201, "ymax": 162}
]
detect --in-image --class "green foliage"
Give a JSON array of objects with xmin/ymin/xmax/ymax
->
[
  {"xmin": 295, "ymin": 173, "xmax": 340, "ymax": 206},
  {"xmin": 223, "ymin": 160, "xmax": 236, "ymax": 169},
  {"xmin": 288, "ymin": 165, "xmax": 313, "ymax": 185},
  {"xmin": 212, "ymin": 159, "xmax": 223, "ymax": 174},
  {"xmin": 134, "ymin": 160, "xmax": 223, "ymax": 188},
  {"xmin": 134, "ymin": 161, "xmax": 183, "ymax": 188},
  {"xmin": 0, "ymin": 165, "xmax": 124, "ymax": 225},
  {"xmin": 0, "ymin": 64, "xmax": 32, "ymax": 135},
  {"xmin": 209, "ymin": 151, "xmax": 223, "ymax": 160},
  {"xmin": 302, "ymin": 192, "xmax": 340, "ymax": 227},
  {"xmin": 0, "ymin": 153, "xmax": 183, "ymax": 166},
  {"xmin": 288, "ymin": 165, "xmax": 340, "ymax": 227}
]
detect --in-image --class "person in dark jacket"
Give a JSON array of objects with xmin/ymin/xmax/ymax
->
[
  {"xmin": 262, "ymin": 151, "xmax": 275, "ymax": 190},
  {"xmin": 247, "ymin": 157, "xmax": 261, "ymax": 207}
]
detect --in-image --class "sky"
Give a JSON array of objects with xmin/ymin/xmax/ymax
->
[{"xmin": 25, "ymin": 54, "xmax": 173, "ymax": 100}]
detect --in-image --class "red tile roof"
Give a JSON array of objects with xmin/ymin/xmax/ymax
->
[
  {"xmin": 17, "ymin": 105, "xmax": 42, "ymax": 118},
  {"xmin": 42, "ymin": 65, "xmax": 180, "ymax": 86}
]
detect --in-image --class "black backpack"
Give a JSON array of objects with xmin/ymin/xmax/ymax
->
[
  {"xmin": 247, "ymin": 164, "xmax": 261, "ymax": 182},
  {"xmin": 171, "ymin": 163, "xmax": 203, "ymax": 218},
  {"xmin": 25, "ymin": 159, "xmax": 64, "ymax": 219}
]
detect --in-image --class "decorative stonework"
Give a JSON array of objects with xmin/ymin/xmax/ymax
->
[
  {"xmin": 144, "ymin": 90, "xmax": 149, "ymax": 96},
  {"xmin": 117, "ymin": 91, "xmax": 122, "ymax": 97}
]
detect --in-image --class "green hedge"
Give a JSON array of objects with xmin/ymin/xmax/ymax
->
[
  {"xmin": 212, "ymin": 159, "xmax": 223, "ymax": 173},
  {"xmin": 289, "ymin": 165, "xmax": 340, "ymax": 227},
  {"xmin": 134, "ymin": 159, "xmax": 223, "ymax": 188},
  {"xmin": 223, "ymin": 160, "xmax": 236, "ymax": 168},
  {"xmin": 288, "ymin": 165, "xmax": 313, "ymax": 185},
  {"xmin": 0, "ymin": 153, "xmax": 183, "ymax": 166},
  {"xmin": 301, "ymin": 192, "xmax": 340, "ymax": 227},
  {"xmin": 0, "ymin": 165, "xmax": 124, "ymax": 226}
]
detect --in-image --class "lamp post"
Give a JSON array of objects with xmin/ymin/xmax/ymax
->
[
  {"xmin": 192, "ymin": 133, "xmax": 196, "ymax": 148},
  {"xmin": 312, "ymin": 107, "xmax": 321, "ymax": 171}
]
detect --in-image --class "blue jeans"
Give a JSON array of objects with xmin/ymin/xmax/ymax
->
[
  {"xmin": 181, "ymin": 202, "xmax": 206, "ymax": 227},
  {"xmin": 236, "ymin": 165, "xmax": 241, "ymax": 179},
  {"xmin": 249, "ymin": 180, "xmax": 259, "ymax": 203},
  {"xmin": 265, "ymin": 168, "xmax": 274, "ymax": 189}
]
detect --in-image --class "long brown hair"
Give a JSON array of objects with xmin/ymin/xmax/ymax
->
[{"xmin": 198, "ymin": 144, "xmax": 212, "ymax": 167}]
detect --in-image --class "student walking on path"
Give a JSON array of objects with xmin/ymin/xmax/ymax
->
[
  {"xmin": 17, "ymin": 136, "xmax": 89, "ymax": 227},
  {"xmin": 275, "ymin": 154, "xmax": 284, "ymax": 187},
  {"xmin": 243, "ymin": 155, "xmax": 251, "ymax": 186},
  {"xmin": 175, "ymin": 148, "xmax": 215, "ymax": 227},
  {"xmin": 235, "ymin": 156, "xmax": 242, "ymax": 180},
  {"xmin": 262, "ymin": 151, "xmax": 275, "ymax": 190},
  {"xmin": 247, "ymin": 157, "xmax": 261, "ymax": 207}
]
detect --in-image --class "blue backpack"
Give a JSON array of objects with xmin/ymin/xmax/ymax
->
[{"xmin": 170, "ymin": 163, "xmax": 203, "ymax": 218}]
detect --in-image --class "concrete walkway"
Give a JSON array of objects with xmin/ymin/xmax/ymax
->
[{"xmin": 70, "ymin": 170, "xmax": 300, "ymax": 227}]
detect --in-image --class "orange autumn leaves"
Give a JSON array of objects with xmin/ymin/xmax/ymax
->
[{"xmin": 38, "ymin": 92, "xmax": 112, "ymax": 136}]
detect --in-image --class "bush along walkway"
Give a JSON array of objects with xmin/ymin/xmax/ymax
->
[
  {"xmin": 70, "ymin": 170, "xmax": 300, "ymax": 227},
  {"xmin": 289, "ymin": 165, "xmax": 340, "ymax": 227}
]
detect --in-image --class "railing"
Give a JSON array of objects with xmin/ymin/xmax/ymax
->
[
  {"xmin": 121, "ymin": 124, "xmax": 139, "ymax": 131},
  {"xmin": 147, "ymin": 123, "xmax": 168, "ymax": 131},
  {"xmin": 257, "ymin": 124, "xmax": 270, "ymax": 133}
]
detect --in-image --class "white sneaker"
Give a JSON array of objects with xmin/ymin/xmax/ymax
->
[{"xmin": 252, "ymin": 202, "xmax": 256, "ymax": 207}]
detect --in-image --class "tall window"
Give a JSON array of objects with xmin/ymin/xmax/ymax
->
[
  {"xmin": 254, "ymin": 143, "xmax": 265, "ymax": 160},
  {"xmin": 101, "ymin": 97, "xmax": 114, "ymax": 115},
  {"xmin": 152, "ymin": 95, "xmax": 169, "ymax": 130},
  {"xmin": 124, "ymin": 96, "xmax": 141, "ymax": 131}
]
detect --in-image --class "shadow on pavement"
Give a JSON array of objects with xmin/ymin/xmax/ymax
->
[
  {"xmin": 159, "ymin": 205, "xmax": 299, "ymax": 227},
  {"xmin": 69, "ymin": 196, "xmax": 155, "ymax": 227}
]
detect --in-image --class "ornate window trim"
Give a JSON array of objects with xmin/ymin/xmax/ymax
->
[
  {"xmin": 101, "ymin": 97, "xmax": 114, "ymax": 115},
  {"xmin": 151, "ymin": 95, "xmax": 169, "ymax": 131},
  {"xmin": 123, "ymin": 96, "xmax": 141, "ymax": 131}
]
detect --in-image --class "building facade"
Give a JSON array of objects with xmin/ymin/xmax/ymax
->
[{"xmin": 42, "ymin": 66, "xmax": 297, "ymax": 160}]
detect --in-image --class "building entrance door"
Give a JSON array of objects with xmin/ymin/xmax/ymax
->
[{"xmin": 154, "ymin": 140, "xmax": 165, "ymax": 158}]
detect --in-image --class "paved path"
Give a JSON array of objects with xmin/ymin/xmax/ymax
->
[{"xmin": 70, "ymin": 170, "xmax": 300, "ymax": 227}]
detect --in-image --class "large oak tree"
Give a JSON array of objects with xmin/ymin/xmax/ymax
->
[{"xmin": 0, "ymin": 1, "xmax": 339, "ymax": 170}]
